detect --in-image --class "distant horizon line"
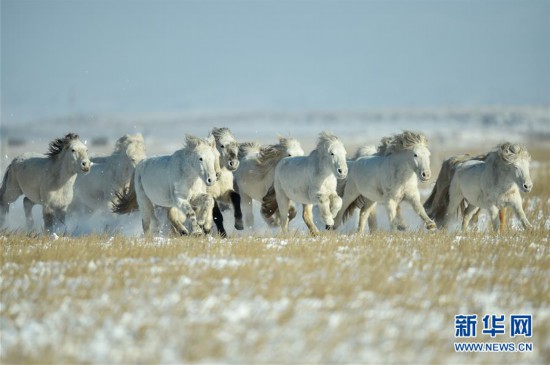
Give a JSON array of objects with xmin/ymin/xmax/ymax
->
[{"xmin": 3, "ymin": 104, "xmax": 549, "ymax": 126}]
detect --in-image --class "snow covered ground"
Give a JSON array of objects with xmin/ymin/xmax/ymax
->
[{"xmin": 1, "ymin": 107, "xmax": 549, "ymax": 363}]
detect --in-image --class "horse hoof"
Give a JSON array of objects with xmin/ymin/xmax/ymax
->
[
  {"xmin": 234, "ymin": 220, "xmax": 244, "ymax": 231},
  {"xmin": 219, "ymin": 231, "xmax": 227, "ymax": 239},
  {"xmin": 426, "ymin": 222, "xmax": 437, "ymax": 231},
  {"xmin": 325, "ymin": 225, "xmax": 334, "ymax": 231},
  {"xmin": 179, "ymin": 230, "xmax": 189, "ymax": 236},
  {"xmin": 397, "ymin": 225, "xmax": 407, "ymax": 231}
]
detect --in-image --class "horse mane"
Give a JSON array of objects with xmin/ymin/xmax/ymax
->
[
  {"xmin": 353, "ymin": 145, "xmax": 377, "ymax": 160},
  {"xmin": 377, "ymin": 131, "xmax": 427, "ymax": 155},
  {"xmin": 46, "ymin": 133, "xmax": 80, "ymax": 158},
  {"xmin": 113, "ymin": 134, "xmax": 145, "ymax": 154},
  {"xmin": 315, "ymin": 131, "xmax": 341, "ymax": 153},
  {"xmin": 238, "ymin": 141, "xmax": 261, "ymax": 160},
  {"xmin": 254, "ymin": 137, "xmax": 295, "ymax": 179},
  {"xmin": 494, "ymin": 142, "xmax": 530, "ymax": 164},
  {"xmin": 184, "ymin": 134, "xmax": 211, "ymax": 151},
  {"xmin": 211, "ymin": 127, "xmax": 236, "ymax": 141}
]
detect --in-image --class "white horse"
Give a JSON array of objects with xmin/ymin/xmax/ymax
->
[
  {"xmin": 424, "ymin": 153, "xmax": 507, "ymax": 232},
  {"xmin": 443, "ymin": 142, "xmax": 532, "ymax": 232},
  {"xmin": 335, "ymin": 131, "xmax": 436, "ymax": 233},
  {"xmin": 112, "ymin": 135, "xmax": 218, "ymax": 235},
  {"xmin": 262, "ymin": 131, "xmax": 347, "ymax": 235},
  {"xmin": 0, "ymin": 133, "xmax": 91, "ymax": 232},
  {"xmin": 72, "ymin": 133, "xmax": 146, "ymax": 213},
  {"xmin": 207, "ymin": 127, "xmax": 242, "ymax": 237},
  {"xmin": 336, "ymin": 143, "xmax": 407, "ymax": 233},
  {"xmin": 234, "ymin": 136, "xmax": 305, "ymax": 229}
]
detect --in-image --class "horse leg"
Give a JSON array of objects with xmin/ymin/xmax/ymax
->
[
  {"xmin": 230, "ymin": 191, "xmax": 244, "ymax": 231},
  {"xmin": 288, "ymin": 204, "xmax": 297, "ymax": 222},
  {"xmin": 334, "ymin": 182, "xmax": 360, "ymax": 229},
  {"xmin": 469, "ymin": 206, "xmax": 481, "ymax": 227},
  {"xmin": 488, "ymin": 206, "xmax": 501, "ymax": 233},
  {"xmin": 0, "ymin": 168, "xmax": 23, "ymax": 228},
  {"xmin": 367, "ymin": 209, "xmax": 378, "ymax": 233},
  {"xmin": 395, "ymin": 205, "xmax": 407, "ymax": 231},
  {"xmin": 509, "ymin": 195, "xmax": 532, "ymax": 230},
  {"xmin": 329, "ymin": 193, "xmax": 342, "ymax": 218},
  {"xmin": 499, "ymin": 208, "xmax": 507, "ymax": 233},
  {"xmin": 443, "ymin": 181, "xmax": 462, "ymax": 229},
  {"xmin": 317, "ymin": 194, "xmax": 334, "ymax": 230},
  {"xmin": 42, "ymin": 207, "xmax": 55, "ymax": 233},
  {"xmin": 212, "ymin": 201, "xmax": 227, "ymax": 238},
  {"xmin": 276, "ymin": 193, "xmax": 290, "ymax": 233},
  {"xmin": 404, "ymin": 192, "xmax": 436, "ymax": 231},
  {"xmin": 192, "ymin": 193, "xmax": 214, "ymax": 234},
  {"xmin": 167, "ymin": 207, "xmax": 189, "ymax": 236},
  {"xmin": 23, "ymin": 197, "xmax": 36, "ymax": 230},
  {"xmin": 302, "ymin": 204, "xmax": 319, "ymax": 236},
  {"xmin": 358, "ymin": 199, "xmax": 377, "ymax": 234},
  {"xmin": 462, "ymin": 204, "xmax": 479, "ymax": 231},
  {"xmin": 385, "ymin": 198, "xmax": 399, "ymax": 231},
  {"xmin": 240, "ymin": 193, "xmax": 255, "ymax": 229},
  {"xmin": 176, "ymin": 198, "xmax": 202, "ymax": 236}
]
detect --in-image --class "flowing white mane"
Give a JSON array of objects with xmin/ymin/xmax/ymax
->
[{"xmin": 377, "ymin": 131, "xmax": 428, "ymax": 155}]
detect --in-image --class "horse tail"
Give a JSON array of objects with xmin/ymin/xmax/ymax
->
[
  {"xmin": 112, "ymin": 171, "xmax": 138, "ymax": 214},
  {"xmin": 341, "ymin": 195, "xmax": 365, "ymax": 224},
  {"xmin": 261, "ymin": 185, "xmax": 278, "ymax": 221},
  {"xmin": 424, "ymin": 154, "xmax": 472, "ymax": 227}
]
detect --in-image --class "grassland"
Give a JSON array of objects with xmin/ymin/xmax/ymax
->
[{"xmin": 1, "ymin": 152, "xmax": 549, "ymax": 364}]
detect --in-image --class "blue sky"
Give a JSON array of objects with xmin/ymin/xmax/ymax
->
[{"xmin": 1, "ymin": 0, "xmax": 549, "ymax": 121}]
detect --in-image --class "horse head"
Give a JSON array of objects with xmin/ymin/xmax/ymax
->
[
  {"xmin": 498, "ymin": 143, "xmax": 532, "ymax": 193},
  {"xmin": 186, "ymin": 135, "xmax": 218, "ymax": 187},
  {"xmin": 48, "ymin": 133, "xmax": 90, "ymax": 174},
  {"xmin": 410, "ymin": 143, "xmax": 431, "ymax": 182},
  {"xmin": 318, "ymin": 131, "xmax": 347, "ymax": 179},
  {"xmin": 211, "ymin": 127, "xmax": 239, "ymax": 171},
  {"xmin": 383, "ymin": 131, "xmax": 431, "ymax": 182}
]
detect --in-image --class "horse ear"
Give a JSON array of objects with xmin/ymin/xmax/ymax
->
[{"xmin": 207, "ymin": 135, "xmax": 216, "ymax": 148}]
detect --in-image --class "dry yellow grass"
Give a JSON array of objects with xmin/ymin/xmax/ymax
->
[{"xmin": 1, "ymin": 149, "xmax": 549, "ymax": 364}]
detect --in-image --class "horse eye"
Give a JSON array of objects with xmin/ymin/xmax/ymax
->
[
  {"xmin": 199, "ymin": 157, "xmax": 203, "ymax": 161},
  {"xmin": 414, "ymin": 153, "xmax": 418, "ymax": 157},
  {"xmin": 331, "ymin": 152, "xmax": 334, "ymax": 156},
  {"xmin": 288, "ymin": 154, "xmax": 292, "ymax": 156},
  {"xmin": 220, "ymin": 145, "xmax": 225, "ymax": 149},
  {"xmin": 71, "ymin": 149, "xmax": 76, "ymax": 152}
]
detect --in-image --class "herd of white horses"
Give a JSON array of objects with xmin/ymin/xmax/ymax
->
[{"xmin": 0, "ymin": 128, "xmax": 534, "ymax": 236}]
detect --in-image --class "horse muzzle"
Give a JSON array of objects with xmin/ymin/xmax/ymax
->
[
  {"xmin": 227, "ymin": 159, "xmax": 239, "ymax": 171},
  {"xmin": 521, "ymin": 183, "xmax": 533, "ymax": 193},
  {"xmin": 336, "ymin": 168, "xmax": 348, "ymax": 179},
  {"xmin": 81, "ymin": 161, "xmax": 91, "ymax": 174},
  {"xmin": 419, "ymin": 171, "xmax": 431, "ymax": 182},
  {"xmin": 205, "ymin": 176, "xmax": 217, "ymax": 186}
]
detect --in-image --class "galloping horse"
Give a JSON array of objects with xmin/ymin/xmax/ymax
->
[
  {"xmin": 442, "ymin": 143, "xmax": 532, "ymax": 232},
  {"xmin": 262, "ymin": 131, "xmax": 348, "ymax": 235},
  {"xmin": 335, "ymin": 131, "xmax": 436, "ymax": 233},
  {"xmin": 72, "ymin": 133, "xmax": 146, "ymax": 213},
  {"xmin": 112, "ymin": 135, "xmax": 218, "ymax": 235},
  {"xmin": 234, "ymin": 136, "xmax": 304, "ymax": 229},
  {"xmin": 0, "ymin": 133, "xmax": 90, "ymax": 232}
]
